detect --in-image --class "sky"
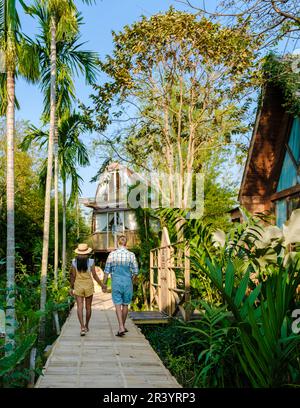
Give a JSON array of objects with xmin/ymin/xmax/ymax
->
[{"xmin": 15, "ymin": 0, "xmax": 298, "ymax": 210}]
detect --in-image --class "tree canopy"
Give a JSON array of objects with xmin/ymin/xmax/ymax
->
[{"xmin": 87, "ymin": 8, "xmax": 260, "ymax": 210}]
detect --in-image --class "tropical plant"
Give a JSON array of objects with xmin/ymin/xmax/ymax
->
[
  {"xmin": 191, "ymin": 254, "xmax": 300, "ymax": 387},
  {"xmin": 189, "ymin": 210, "xmax": 300, "ymax": 387},
  {"xmin": 21, "ymin": 111, "xmax": 91, "ymax": 278},
  {"xmin": 21, "ymin": 0, "xmax": 97, "ymax": 338},
  {"xmin": 26, "ymin": 3, "xmax": 99, "ymax": 282},
  {"xmin": 0, "ymin": 333, "xmax": 37, "ymax": 377},
  {"xmin": 179, "ymin": 302, "xmax": 242, "ymax": 387}
]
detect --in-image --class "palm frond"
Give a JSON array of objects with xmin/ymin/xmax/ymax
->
[
  {"xmin": 20, "ymin": 124, "xmax": 48, "ymax": 151},
  {"xmin": 17, "ymin": 36, "xmax": 40, "ymax": 82},
  {"xmin": 58, "ymin": 35, "xmax": 99, "ymax": 84}
]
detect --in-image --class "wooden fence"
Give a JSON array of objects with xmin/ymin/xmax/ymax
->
[{"xmin": 149, "ymin": 227, "xmax": 191, "ymax": 321}]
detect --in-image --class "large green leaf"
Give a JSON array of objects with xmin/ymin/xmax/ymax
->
[
  {"xmin": 0, "ymin": 334, "xmax": 37, "ymax": 376},
  {"xmin": 234, "ymin": 270, "xmax": 250, "ymax": 307},
  {"xmin": 224, "ymin": 261, "xmax": 235, "ymax": 297}
]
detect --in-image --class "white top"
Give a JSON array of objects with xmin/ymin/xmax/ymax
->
[{"xmin": 72, "ymin": 258, "xmax": 94, "ymax": 272}]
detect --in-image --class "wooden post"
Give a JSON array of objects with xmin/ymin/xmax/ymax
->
[
  {"xmin": 158, "ymin": 228, "xmax": 171, "ymax": 314},
  {"xmin": 160, "ymin": 247, "xmax": 169, "ymax": 314},
  {"xmin": 184, "ymin": 245, "xmax": 191, "ymax": 321},
  {"xmin": 157, "ymin": 249, "xmax": 162, "ymax": 311},
  {"xmin": 53, "ymin": 311, "xmax": 60, "ymax": 336},
  {"xmin": 150, "ymin": 250, "xmax": 154, "ymax": 311},
  {"xmin": 169, "ymin": 246, "xmax": 177, "ymax": 316},
  {"xmin": 28, "ymin": 347, "xmax": 37, "ymax": 388},
  {"xmin": 166, "ymin": 245, "xmax": 171, "ymax": 316}
]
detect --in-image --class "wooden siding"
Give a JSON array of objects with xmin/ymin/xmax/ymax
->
[{"xmin": 239, "ymin": 85, "xmax": 292, "ymax": 215}]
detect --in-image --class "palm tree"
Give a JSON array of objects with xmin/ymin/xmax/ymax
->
[
  {"xmin": 23, "ymin": 0, "xmax": 97, "ymax": 338},
  {"xmin": 0, "ymin": 0, "xmax": 39, "ymax": 354},
  {"xmin": 21, "ymin": 111, "xmax": 90, "ymax": 277},
  {"xmin": 35, "ymin": 10, "xmax": 98, "ymax": 283},
  {"xmin": 39, "ymin": 0, "xmax": 76, "ymax": 338},
  {"xmin": 58, "ymin": 113, "xmax": 90, "ymax": 278},
  {"xmin": 36, "ymin": 7, "xmax": 98, "ymax": 277}
]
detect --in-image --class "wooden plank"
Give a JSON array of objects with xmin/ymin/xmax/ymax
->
[
  {"xmin": 129, "ymin": 311, "xmax": 170, "ymax": 322},
  {"xmin": 271, "ymin": 184, "xmax": 300, "ymax": 201},
  {"xmin": 129, "ymin": 319, "xmax": 170, "ymax": 325}
]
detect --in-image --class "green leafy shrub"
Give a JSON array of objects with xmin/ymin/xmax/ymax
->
[
  {"xmin": 157, "ymin": 207, "xmax": 300, "ymax": 387},
  {"xmin": 179, "ymin": 302, "xmax": 243, "ymax": 387}
]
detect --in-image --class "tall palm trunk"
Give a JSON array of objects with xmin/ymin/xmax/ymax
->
[
  {"xmin": 5, "ymin": 69, "xmax": 16, "ymax": 355},
  {"xmin": 40, "ymin": 16, "xmax": 56, "ymax": 339},
  {"xmin": 62, "ymin": 178, "xmax": 66, "ymax": 279},
  {"xmin": 54, "ymin": 125, "xmax": 59, "ymax": 285},
  {"xmin": 76, "ymin": 196, "xmax": 80, "ymax": 240}
]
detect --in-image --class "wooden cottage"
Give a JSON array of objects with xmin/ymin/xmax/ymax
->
[
  {"xmin": 238, "ymin": 84, "xmax": 300, "ymax": 227},
  {"xmin": 84, "ymin": 162, "xmax": 140, "ymax": 261}
]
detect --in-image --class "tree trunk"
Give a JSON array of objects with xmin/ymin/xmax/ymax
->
[
  {"xmin": 5, "ymin": 69, "xmax": 15, "ymax": 355},
  {"xmin": 62, "ymin": 178, "xmax": 67, "ymax": 280},
  {"xmin": 76, "ymin": 196, "xmax": 80, "ymax": 241},
  {"xmin": 54, "ymin": 125, "xmax": 59, "ymax": 285},
  {"xmin": 40, "ymin": 17, "xmax": 57, "ymax": 339}
]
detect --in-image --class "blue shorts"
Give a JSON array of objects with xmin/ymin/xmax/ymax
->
[{"xmin": 111, "ymin": 278, "xmax": 133, "ymax": 305}]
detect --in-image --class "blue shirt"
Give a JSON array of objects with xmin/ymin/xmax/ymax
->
[{"xmin": 104, "ymin": 247, "xmax": 139, "ymax": 280}]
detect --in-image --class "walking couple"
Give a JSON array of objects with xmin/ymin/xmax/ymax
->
[{"xmin": 70, "ymin": 235, "xmax": 139, "ymax": 337}]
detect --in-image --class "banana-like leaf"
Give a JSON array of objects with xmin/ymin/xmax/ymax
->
[
  {"xmin": 240, "ymin": 283, "xmax": 262, "ymax": 319},
  {"xmin": 224, "ymin": 261, "xmax": 235, "ymax": 297},
  {"xmin": 0, "ymin": 334, "xmax": 37, "ymax": 376},
  {"xmin": 234, "ymin": 270, "xmax": 250, "ymax": 307}
]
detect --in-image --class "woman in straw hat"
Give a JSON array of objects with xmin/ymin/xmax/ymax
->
[{"xmin": 70, "ymin": 243, "xmax": 105, "ymax": 336}]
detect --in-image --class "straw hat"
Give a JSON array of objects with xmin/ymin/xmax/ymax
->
[{"xmin": 74, "ymin": 243, "xmax": 92, "ymax": 255}]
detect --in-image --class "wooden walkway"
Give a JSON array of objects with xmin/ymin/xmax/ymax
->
[{"xmin": 35, "ymin": 290, "xmax": 180, "ymax": 388}]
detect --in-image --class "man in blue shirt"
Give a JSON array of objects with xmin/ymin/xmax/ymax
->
[{"xmin": 102, "ymin": 235, "xmax": 139, "ymax": 336}]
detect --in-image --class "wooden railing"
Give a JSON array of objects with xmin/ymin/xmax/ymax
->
[
  {"xmin": 91, "ymin": 230, "xmax": 140, "ymax": 251},
  {"xmin": 150, "ymin": 240, "xmax": 191, "ymax": 321}
]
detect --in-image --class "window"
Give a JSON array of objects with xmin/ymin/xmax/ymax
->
[
  {"xmin": 95, "ymin": 213, "xmax": 107, "ymax": 232},
  {"xmin": 287, "ymin": 195, "xmax": 300, "ymax": 218},
  {"xmin": 276, "ymin": 199, "xmax": 287, "ymax": 228},
  {"xmin": 277, "ymin": 117, "xmax": 300, "ymax": 192},
  {"xmin": 107, "ymin": 212, "xmax": 115, "ymax": 231},
  {"xmin": 275, "ymin": 193, "xmax": 300, "ymax": 227},
  {"xmin": 124, "ymin": 211, "xmax": 138, "ymax": 230}
]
